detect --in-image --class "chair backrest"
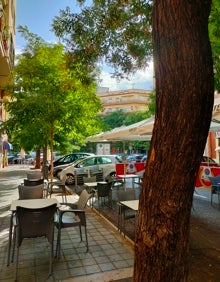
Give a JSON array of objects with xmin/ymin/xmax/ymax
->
[
  {"xmin": 83, "ymin": 176, "xmax": 96, "ymax": 183},
  {"xmin": 24, "ymin": 178, "xmax": 44, "ymax": 186},
  {"xmin": 117, "ymin": 189, "xmax": 136, "ymax": 202},
  {"xmin": 27, "ymin": 171, "xmax": 42, "ymax": 181},
  {"xmin": 16, "ymin": 204, "xmax": 57, "ymax": 246},
  {"xmin": 77, "ymin": 189, "xmax": 91, "ymax": 210},
  {"xmin": 75, "ymin": 168, "xmax": 88, "ymax": 186},
  {"xmin": 97, "ymin": 182, "xmax": 112, "ymax": 197},
  {"xmin": 18, "ymin": 184, "xmax": 44, "ymax": 199},
  {"xmin": 89, "ymin": 166, "xmax": 104, "ymax": 181},
  {"xmin": 208, "ymin": 175, "xmax": 220, "ymax": 186}
]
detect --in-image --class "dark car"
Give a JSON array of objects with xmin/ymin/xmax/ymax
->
[
  {"xmin": 49, "ymin": 152, "xmax": 95, "ymax": 171},
  {"xmin": 126, "ymin": 154, "xmax": 143, "ymax": 163}
]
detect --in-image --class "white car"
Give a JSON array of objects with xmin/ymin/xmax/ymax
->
[
  {"xmin": 60, "ymin": 155, "xmax": 123, "ymax": 185},
  {"xmin": 53, "ymin": 156, "xmax": 89, "ymax": 178}
]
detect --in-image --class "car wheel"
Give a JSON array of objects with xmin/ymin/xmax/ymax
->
[{"xmin": 66, "ymin": 173, "xmax": 75, "ymax": 185}]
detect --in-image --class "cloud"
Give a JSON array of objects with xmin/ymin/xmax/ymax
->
[{"xmin": 99, "ymin": 61, "xmax": 154, "ymax": 91}]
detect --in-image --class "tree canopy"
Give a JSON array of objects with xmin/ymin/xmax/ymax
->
[
  {"xmin": 52, "ymin": 1, "xmax": 152, "ymax": 78},
  {"xmin": 1, "ymin": 26, "xmax": 102, "ymax": 162},
  {"xmin": 52, "ymin": 1, "xmax": 220, "ymax": 91}
]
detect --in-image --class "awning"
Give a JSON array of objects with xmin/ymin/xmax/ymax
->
[{"xmin": 86, "ymin": 116, "xmax": 154, "ymax": 142}]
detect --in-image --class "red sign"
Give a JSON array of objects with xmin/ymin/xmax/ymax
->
[
  {"xmin": 195, "ymin": 166, "xmax": 220, "ymax": 188},
  {"xmin": 116, "ymin": 162, "xmax": 145, "ymax": 175}
]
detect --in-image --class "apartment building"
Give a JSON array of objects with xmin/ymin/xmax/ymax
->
[
  {"xmin": 0, "ymin": 0, "xmax": 16, "ymax": 168},
  {"xmin": 0, "ymin": 0, "xmax": 16, "ymax": 122},
  {"xmin": 212, "ymin": 92, "xmax": 220, "ymax": 120},
  {"xmin": 97, "ymin": 87, "xmax": 152, "ymax": 115}
]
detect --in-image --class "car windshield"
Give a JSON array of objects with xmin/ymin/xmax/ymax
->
[
  {"xmin": 202, "ymin": 156, "xmax": 217, "ymax": 164},
  {"xmin": 115, "ymin": 156, "xmax": 123, "ymax": 163}
]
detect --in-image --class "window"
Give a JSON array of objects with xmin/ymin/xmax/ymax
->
[
  {"xmin": 100, "ymin": 157, "xmax": 112, "ymax": 164},
  {"xmin": 81, "ymin": 157, "xmax": 95, "ymax": 166}
]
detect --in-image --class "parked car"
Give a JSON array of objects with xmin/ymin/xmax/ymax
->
[
  {"xmin": 141, "ymin": 154, "xmax": 148, "ymax": 162},
  {"xmin": 126, "ymin": 154, "xmax": 143, "ymax": 163},
  {"xmin": 49, "ymin": 152, "xmax": 95, "ymax": 171},
  {"xmin": 53, "ymin": 155, "xmax": 89, "ymax": 178},
  {"xmin": 200, "ymin": 156, "xmax": 219, "ymax": 167},
  {"xmin": 60, "ymin": 154, "xmax": 123, "ymax": 185}
]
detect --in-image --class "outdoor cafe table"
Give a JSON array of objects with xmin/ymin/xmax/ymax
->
[
  {"xmin": 7, "ymin": 198, "xmax": 60, "ymax": 266},
  {"xmin": 117, "ymin": 174, "xmax": 141, "ymax": 190},
  {"xmin": 118, "ymin": 199, "xmax": 139, "ymax": 235},
  {"xmin": 119, "ymin": 199, "xmax": 139, "ymax": 211}
]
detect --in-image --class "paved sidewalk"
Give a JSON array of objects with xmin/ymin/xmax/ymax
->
[
  {"xmin": 1, "ymin": 165, "xmax": 220, "ymax": 281},
  {"xmin": 0, "ymin": 165, "xmax": 134, "ymax": 282}
]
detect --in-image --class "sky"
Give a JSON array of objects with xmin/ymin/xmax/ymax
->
[{"xmin": 16, "ymin": 0, "xmax": 154, "ymax": 91}]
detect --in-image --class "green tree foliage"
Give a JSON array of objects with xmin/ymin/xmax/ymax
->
[
  {"xmin": 1, "ymin": 26, "xmax": 102, "ymax": 168},
  {"xmin": 101, "ymin": 110, "xmax": 125, "ymax": 130},
  {"xmin": 209, "ymin": 0, "xmax": 220, "ymax": 92},
  {"xmin": 52, "ymin": 1, "xmax": 152, "ymax": 78},
  {"xmin": 53, "ymin": 1, "xmax": 219, "ymax": 91},
  {"xmin": 123, "ymin": 111, "xmax": 148, "ymax": 125}
]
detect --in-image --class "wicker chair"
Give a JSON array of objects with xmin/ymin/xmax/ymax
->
[
  {"xmin": 7, "ymin": 184, "xmax": 45, "ymax": 266},
  {"xmin": 18, "ymin": 184, "xmax": 45, "ymax": 199},
  {"xmin": 23, "ymin": 178, "xmax": 44, "ymax": 186},
  {"xmin": 47, "ymin": 175, "xmax": 67, "ymax": 202},
  {"xmin": 26, "ymin": 171, "xmax": 42, "ymax": 181},
  {"xmin": 14, "ymin": 204, "xmax": 57, "ymax": 280},
  {"xmin": 208, "ymin": 176, "xmax": 220, "ymax": 209},
  {"xmin": 95, "ymin": 182, "xmax": 113, "ymax": 209}
]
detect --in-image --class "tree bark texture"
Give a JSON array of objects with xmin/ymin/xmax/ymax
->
[{"xmin": 133, "ymin": 1, "xmax": 213, "ymax": 281}]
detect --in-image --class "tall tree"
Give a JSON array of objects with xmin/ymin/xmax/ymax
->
[
  {"xmin": 52, "ymin": 1, "xmax": 214, "ymax": 280},
  {"xmin": 2, "ymin": 27, "xmax": 102, "ymax": 170},
  {"xmin": 134, "ymin": 1, "xmax": 214, "ymax": 280}
]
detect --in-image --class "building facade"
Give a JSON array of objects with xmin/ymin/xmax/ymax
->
[
  {"xmin": 97, "ymin": 88, "xmax": 152, "ymax": 115},
  {"xmin": 0, "ymin": 0, "xmax": 16, "ymax": 121},
  {"xmin": 0, "ymin": 0, "xmax": 16, "ymax": 167}
]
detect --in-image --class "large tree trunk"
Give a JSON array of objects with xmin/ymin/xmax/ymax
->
[{"xmin": 133, "ymin": 1, "xmax": 214, "ymax": 281}]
